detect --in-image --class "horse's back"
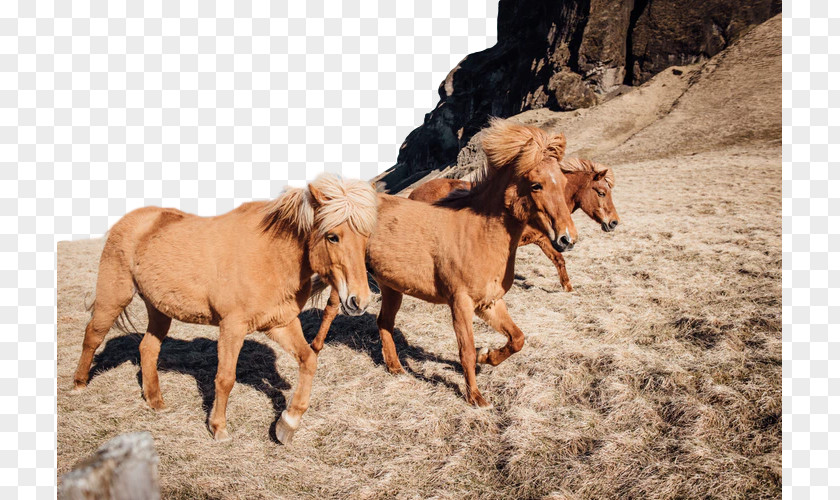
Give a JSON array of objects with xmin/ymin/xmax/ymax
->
[
  {"xmin": 408, "ymin": 178, "xmax": 472, "ymax": 203},
  {"xmin": 108, "ymin": 201, "xmax": 304, "ymax": 325}
]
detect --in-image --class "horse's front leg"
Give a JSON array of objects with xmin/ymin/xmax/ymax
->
[
  {"xmin": 532, "ymin": 233, "xmax": 573, "ymax": 292},
  {"xmin": 311, "ymin": 287, "xmax": 340, "ymax": 353},
  {"xmin": 377, "ymin": 285, "xmax": 405, "ymax": 375},
  {"xmin": 208, "ymin": 318, "xmax": 247, "ymax": 441},
  {"xmin": 266, "ymin": 317, "xmax": 318, "ymax": 445},
  {"xmin": 450, "ymin": 294, "xmax": 489, "ymax": 407},
  {"xmin": 475, "ymin": 299, "xmax": 525, "ymax": 366}
]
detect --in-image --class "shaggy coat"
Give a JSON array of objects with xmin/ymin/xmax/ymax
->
[
  {"xmin": 312, "ymin": 119, "xmax": 577, "ymax": 407},
  {"xmin": 408, "ymin": 158, "xmax": 620, "ymax": 291},
  {"xmin": 72, "ymin": 174, "xmax": 378, "ymax": 444}
]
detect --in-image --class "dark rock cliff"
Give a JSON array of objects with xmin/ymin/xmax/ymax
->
[{"xmin": 375, "ymin": 0, "xmax": 781, "ymax": 192}]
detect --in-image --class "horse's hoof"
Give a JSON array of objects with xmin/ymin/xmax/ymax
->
[
  {"xmin": 149, "ymin": 402, "xmax": 170, "ymax": 413},
  {"xmin": 386, "ymin": 365, "xmax": 405, "ymax": 375},
  {"xmin": 275, "ymin": 412, "xmax": 297, "ymax": 445},
  {"xmin": 564, "ymin": 285, "xmax": 574, "ymax": 292},
  {"xmin": 468, "ymin": 393, "xmax": 491, "ymax": 408},
  {"xmin": 70, "ymin": 384, "xmax": 87, "ymax": 394},
  {"xmin": 213, "ymin": 428, "xmax": 231, "ymax": 442},
  {"xmin": 476, "ymin": 347, "xmax": 490, "ymax": 364}
]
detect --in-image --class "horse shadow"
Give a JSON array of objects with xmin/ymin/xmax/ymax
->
[
  {"xmin": 88, "ymin": 334, "xmax": 290, "ymax": 439},
  {"xmin": 298, "ymin": 309, "xmax": 476, "ymax": 398}
]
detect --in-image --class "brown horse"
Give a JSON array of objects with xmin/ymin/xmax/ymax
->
[
  {"xmin": 72, "ymin": 174, "xmax": 378, "ymax": 444},
  {"xmin": 408, "ymin": 157, "xmax": 620, "ymax": 291},
  {"xmin": 312, "ymin": 119, "xmax": 577, "ymax": 407}
]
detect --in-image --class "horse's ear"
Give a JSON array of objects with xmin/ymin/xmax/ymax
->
[
  {"xmin": 593, "ymin": 169, "xmax": 608, "ymax": 182},
  {"xmin": 308, "ymin": 183, "xmax": 327, "ymax": 207}
]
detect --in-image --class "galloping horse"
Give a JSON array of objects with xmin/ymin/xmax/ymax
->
[
  {"xmin": 408, "ymin": 157, "xmax": 620, "ymax": 291},
  {"xmin": 312, "ymin": 119, "xmax": 578, "ymax": 407},
  {"xmin": 72, "ymin": 174, "xmax": 378, "ymax": 444}
]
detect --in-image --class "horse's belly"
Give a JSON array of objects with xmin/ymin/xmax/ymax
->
[
  {"xmin": 136, "ymin": 282, "xmax": 218, "ymax": 325},
  {"xmin": 472, "ymin": 278, "xmax": 508, "ymax": 310},
  {"xmin": 371, "ymin": 272, "xmax": 446, "ymax": 304}
]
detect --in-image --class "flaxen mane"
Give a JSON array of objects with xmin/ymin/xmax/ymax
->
[
  {"xmin": 559, "ymin": 158, "xmax": 615, "ymax": 188},
  {"xmin": 262, "ymin": 174, "xmax": 378, "ymax": 237},
  {"xmin": 437, "ymin": 118, "xmax": 566, "ymax": 208}
]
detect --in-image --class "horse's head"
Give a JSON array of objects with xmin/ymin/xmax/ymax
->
[
  {"xmin": 305, "ymin": 176, "xmax": 378, "ymax": 316},
  {"xmin": 482, "ymin": 119, "xmax": 578, "ymax": 252},
  {"xmin": 517, "ymin": 158, "xmax": 578, "ymax": 252},
  {"xmin": 577, "ymin": 167, "xmax": 620, "ymax": 232}
]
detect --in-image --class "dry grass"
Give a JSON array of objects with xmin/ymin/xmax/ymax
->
[
  {"xmin": 57, "ymin": 146, "xmax": 781, "ymax": 499},
  {"xmin": 57, "ymin": 16, "xmax": 781, "ymax": 500}
]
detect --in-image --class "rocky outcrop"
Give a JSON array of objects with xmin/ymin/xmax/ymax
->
[{"xmin": 375, "ymin": 0, "xmax": 781, "ymax": 193}]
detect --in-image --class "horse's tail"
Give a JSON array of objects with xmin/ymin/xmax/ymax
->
[{"xmin": 85, "ymin": 291, "xmax": 140, "ymax": 335}]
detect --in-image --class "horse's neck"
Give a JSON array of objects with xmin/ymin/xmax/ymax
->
[
  {"xmin": 464, "ymin": 204, "xmax": 528, "ymax": 276},
  {"xmin": 445, "ymin": 170, "xmax": 529, "ymax": 263},
  {"xmin": 565, "ymin": 171, "xmax": 589, "ymax": 211},
  {"xmin": 267, "ymin": 229, "xmax": 312, "ymax": 279}
]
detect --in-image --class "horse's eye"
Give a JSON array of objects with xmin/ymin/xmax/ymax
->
[
  {"xmin": 596, "ymin": 190, "xmax": 605, "ymax": 198},
  {"xmin": 531, "ymin": 182, "xmax": 543, "ymax": 192},
  {"xmin": 326, "ymin": 233, "xmax": 339, "ymax": 244}
]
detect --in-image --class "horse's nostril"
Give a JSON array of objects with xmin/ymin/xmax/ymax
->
[
  {"xmin": 609, "ymin": 220, "xmax": 618, "ymax": 229},
  {"xmin": 560, "ymin": 234, "xmax": 571, "ymax": 246},
  {"xmin": 348, "ymin": 295, "xmax": 359, "ymax": 310}
]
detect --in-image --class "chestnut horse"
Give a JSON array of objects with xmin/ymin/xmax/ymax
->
[
  {"xmin": 312, "ymin": 119, "xmax": 577, "ymax": 407},
  {"xmin": 72, "ymin": 174, "xmax": 378, "ymax": 444},
  {"xmin": 408, "ymin": 157, "xmax": 620, "ymax": 291}
]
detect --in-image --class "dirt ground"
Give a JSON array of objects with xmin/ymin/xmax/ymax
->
[{"xmin": 56, "ymin": 15, "xmax": 781, "ymax": 500}]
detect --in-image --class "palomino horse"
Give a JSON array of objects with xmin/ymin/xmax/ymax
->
[
  {"xmin": 408, "ymin": 157, "xmax": 620, "ymax": 291},
  {"xmin": 312, "ymin": 119, "xmax": 578, "ymax": 407},
  {"xmin": 72, "ymin": 174, "xmax": 378, "ymax": 444}
]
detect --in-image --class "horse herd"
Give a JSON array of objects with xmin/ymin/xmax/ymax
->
[{"xmin": 70, "ymin": 118, "xmax": 621, "ymax": 445}]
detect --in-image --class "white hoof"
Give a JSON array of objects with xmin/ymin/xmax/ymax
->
[
  {"xmin": 213, "ymin": 428, "xmax": 231, "ymax": 442},
  {"xmin": 275, "ymin": 411, "xmax": 298, "ymax": 445}
]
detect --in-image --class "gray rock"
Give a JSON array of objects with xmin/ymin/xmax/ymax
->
[{"xmin": 374, "ymin": 0, "xmax": 781, "ymax": 194}]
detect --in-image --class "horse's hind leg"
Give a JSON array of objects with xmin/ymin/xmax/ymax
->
[
  {"xmin": 72, "ymin": 255, "xmax": 135, "ymax": 390},
  {"xmin": 311, "ymin": 287, "xmax": 340, "ymax": 353},
  {"xmin": 377, "ymin": 285, "xmax": 405, "ymax": 375},
  {"xmin": 532, "ymin": 234, "xmax": 573, "ymax": 292},
  {"xmin": 139, "ymin": 301, "xmax": 172, "ymax": 410},
  {"xmin": 265, "ymin": 318, "xmax": 317, "ymax": 445},
  {"xmin": 475, "ymin": 299, "xmax": 525, "ymax": 367},
  {"xmin": 451, "ymin": 294, "xmax": 489, "ymax": 407}
]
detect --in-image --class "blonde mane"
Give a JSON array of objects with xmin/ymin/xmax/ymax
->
[
  {"xmin": 438, "ymin": 118, "xmax": 567, "ymax": 209},
  {"xmin": 559, "ymin": 157, "xmax": 615, "ymax": 188},
  {"xmin": 482, "ymin": 117, "xmax": 566, "ymax": 174},
  {"xmin": 262, "ymin": 174, "xmax": 378, "ymax": 237}
]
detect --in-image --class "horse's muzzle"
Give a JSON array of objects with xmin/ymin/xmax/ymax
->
[
  {"xmin": 601, "ymin": 220, "xmax": 619, "ymax": 232},
  {"xmin": 551, "ymin": 233, "xmax": 574, "ymax": 253},
  {"xmin": 340, "ymin": 294, "xmax": 366, "ymax": 316}
]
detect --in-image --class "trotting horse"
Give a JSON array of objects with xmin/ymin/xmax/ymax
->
[
  {"xmin": 72, "ymin": 174, "xmax": 378, "ymax": 444},
  {"xmin": 407, "ymin": 157, "xmax": 620, "ymax": 291},
  {"xmin": 312, "ymin": 119, "xmax": 578, "ymax": 407}
]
